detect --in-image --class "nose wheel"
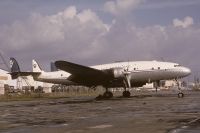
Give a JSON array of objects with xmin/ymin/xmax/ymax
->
[
  {"xmin": 122, "ymin": 73, "xmax": 132, "ymax": 98},
  {"xmin": 176, "ymin": 79, "xmax": 184, "ymax": 98},
  {"xmin": 178, "ymin": 92, "xmax": 184, "ymax": 98}
]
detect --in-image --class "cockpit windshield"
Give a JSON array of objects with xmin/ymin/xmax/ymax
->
[{"xmin": 174, "ymin": 64, "xmax": 181, "ymax": 67}]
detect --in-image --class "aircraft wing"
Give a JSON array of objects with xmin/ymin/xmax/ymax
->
[{"xmin": 55, "ymin": 60, "xmax": 107, "ymax": 78}]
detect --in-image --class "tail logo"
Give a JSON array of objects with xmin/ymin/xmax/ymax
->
[
  {"xmin": 33, "ymin": 64, "xmax": 36, "ymax": 68},
  {"xmin": 10, "ymin": 60, "xmax": 14, "ymax": 68}
]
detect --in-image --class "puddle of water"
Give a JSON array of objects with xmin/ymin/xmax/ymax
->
[
  {"xmin": 169, "ymin": 129, "xmax": 183, "ymax": 133},
  {"xmin": 170, "ymin": 128, "xmax": 200, "ymax": 133},
  {"xmin": 48, "ymin": 123, "xmax": 69, "ymax": 127},
  {"xmin": 103, "ymin": 107, "xmax": 112, "ymax": 110},
  {"xmin": 77, "ymin": 116, "xmax": 89, "ymax": 119},
  {"xmin": 169, "ymin": 118, "xmax": 200, "ymax": 133},
  {"xmin": 89, "ymin": 124, "xmax": 113, "ymax": 129},
  {"xmin": 1, "ymin": 113, "xmax": 13, "ymax": 117}
]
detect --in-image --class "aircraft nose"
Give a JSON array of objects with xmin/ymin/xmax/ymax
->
[{"xmin": 182, "ymin": 67, "xmax": 191, "ymax": 76}]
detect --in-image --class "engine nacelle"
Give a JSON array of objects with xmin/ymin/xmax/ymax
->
[{"xmin": 105, "ymin": 67, "xmax": 125, "ymax": 78}]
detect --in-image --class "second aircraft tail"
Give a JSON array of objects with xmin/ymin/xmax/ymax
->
[{"xmin": 32, "ymin": 60, "xmax": 43, "ymax": 72}]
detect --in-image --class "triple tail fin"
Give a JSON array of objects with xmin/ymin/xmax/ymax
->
[
  {"xmin": 9, "ymin": 57, "xmax": 21, "ymax": 79},
  {"xmin": 51, "ymin": 62, "xmax": 58, "ymax": 72},
  {"xmin": 10, "ymin": 57, "xmax": 21, "ymax": 72},
  {"xmin": 9, "ymin": 58, "xmax": 41, "ymax": 79}
]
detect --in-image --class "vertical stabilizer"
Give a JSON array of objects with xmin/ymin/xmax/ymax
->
[
  {"xmin": 51, "ymin": 62, "xmax": 58, "ymax": 72},
  {"xmin": 32, "ymin": 60, "xmax": 42, "ymax": 72},
  {"xmin": 10, "ymin": 57, "xmax": 20, "ymax": 72}
]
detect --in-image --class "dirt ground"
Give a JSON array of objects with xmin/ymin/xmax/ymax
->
[{"xmin": 0, "ymin": 90, "xmax": 200, "ymax": 133}]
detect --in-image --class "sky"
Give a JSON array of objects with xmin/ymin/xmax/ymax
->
[{"xmin": 0, "ymin": 0, "xmax": 200, "ymax": 79}]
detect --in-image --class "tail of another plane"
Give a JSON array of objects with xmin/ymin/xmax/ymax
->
[{"xmin": 32, "ymin": 60, "xmax": 42, "ymax": 72}]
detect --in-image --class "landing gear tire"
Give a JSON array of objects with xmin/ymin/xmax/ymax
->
[
  {"xmin": 178, "ymin": 92, "xmax": 184, "ymax": 98},
  {"xmin": 103, "ymin": 91, "xmax": 113, "ymax": 99},
  {"xmin": 123, "ymin": 91, "xmax": 131, "ymax": 98}
]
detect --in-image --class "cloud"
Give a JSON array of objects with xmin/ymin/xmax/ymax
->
[
  {"xmin": 92, "ymin": 16, "xmax": 200, "ymax": 72},
  {"xmin": 103, "ymin": 0, "xmax": 143, "ymax": 16},
  {"xmin": 173, "ymin": 16, "xmax": 194, "ymax": 28},
  {"xmin": 0, "ymin": 6, "xmax": 109, "ymax": 66},
  {"xmin": 140, "ymin": 0, "xmax": 200, "ymax": 10}
]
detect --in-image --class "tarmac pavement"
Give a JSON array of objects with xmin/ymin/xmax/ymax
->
[{"xmin": 0, "ymin": 90, "xmax": 200, "ymax": 133}]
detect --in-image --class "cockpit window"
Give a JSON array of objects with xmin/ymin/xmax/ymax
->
[{"xmin": 174, "ymin": 64, "xmax": 181, "ymax": 67}]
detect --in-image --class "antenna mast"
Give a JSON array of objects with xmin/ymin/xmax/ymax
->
[{"xmin": 0, "ymin": 51, "xmax": 9, "ymax": 71}]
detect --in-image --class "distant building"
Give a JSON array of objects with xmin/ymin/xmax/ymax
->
[
  {"xmin": 142, "ymin": 83, "xmax": 154, "ymax": 89},
  {"xmin": 164, "ymin": 80, "xmax": 177, "ymax": 88},
  {"xmin": 141, "ymin": 80, "xmax": 184, "ymax": 90},
  {"xmin": 0, "ymin": 69, "xmax": 15, "ymax": 85},
  {"xmin": 0, "ymin": 68, "xmax": 56, "ymax": 94},
  {"xmin": 0, "ymin": 69, "xmax": 15, "ymax": 94},
  {"xmin": 43, "ymin": 83, "xmax": 53, "ymax": 93}
]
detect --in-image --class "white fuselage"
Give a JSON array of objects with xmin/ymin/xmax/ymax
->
[
  {"xmin": 33, "ymin": 70, "xmax": 73, "ymax": 85},
  {"xmin": 92, "ymin": 61, "xmax": 191, "ymax": 83},
  {"xmin": 34, "ymin": 61, "xmax": 191, "ymax": 86}
]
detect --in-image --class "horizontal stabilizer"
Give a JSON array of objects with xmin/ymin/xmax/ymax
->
[
  {"xmin": 51, "ymin": 62, "xmax": 58, "ymax": 72},
  {"xmin": 9, "ymin": 72, "xmax": 41, "ymax": 79}
]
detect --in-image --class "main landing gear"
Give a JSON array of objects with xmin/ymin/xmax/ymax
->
[
  {"xmin": 176, "ymin": 79, "xmax": 184, "ymax": 98},
  {"xmin": 96, "ymin": 69, "xmax": 132, "ymax": 100},
  {"xmin": 122, "ymin": 74, "xmax": 131, "ymax": 98},
  {"xmin": 123, "ymin": 90, "xmax": 131, "ymax": 97},
  {"xmin": 95, "ymin": 89, "xmax": 130, "ymax": 100}
]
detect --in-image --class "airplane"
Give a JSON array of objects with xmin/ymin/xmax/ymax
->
[
  {"xmin": 10, "ymin": 58, "xmax": 191, "ymax": 98},
  {"xmin": 54, "ymin": 60, "xmax": 191, "ymax": 98}
]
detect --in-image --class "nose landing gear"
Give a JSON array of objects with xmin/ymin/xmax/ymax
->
[
  {"xmin": 176, "ymin": 79, "xmax": 184, "ymax": 98},
  {"xmin": 178, "ymin": 92, "xmax": 184, "ymax": 98},
  {"xmin": 122, "ymin": 74, "xmax": 132, "ymax": 98}
]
